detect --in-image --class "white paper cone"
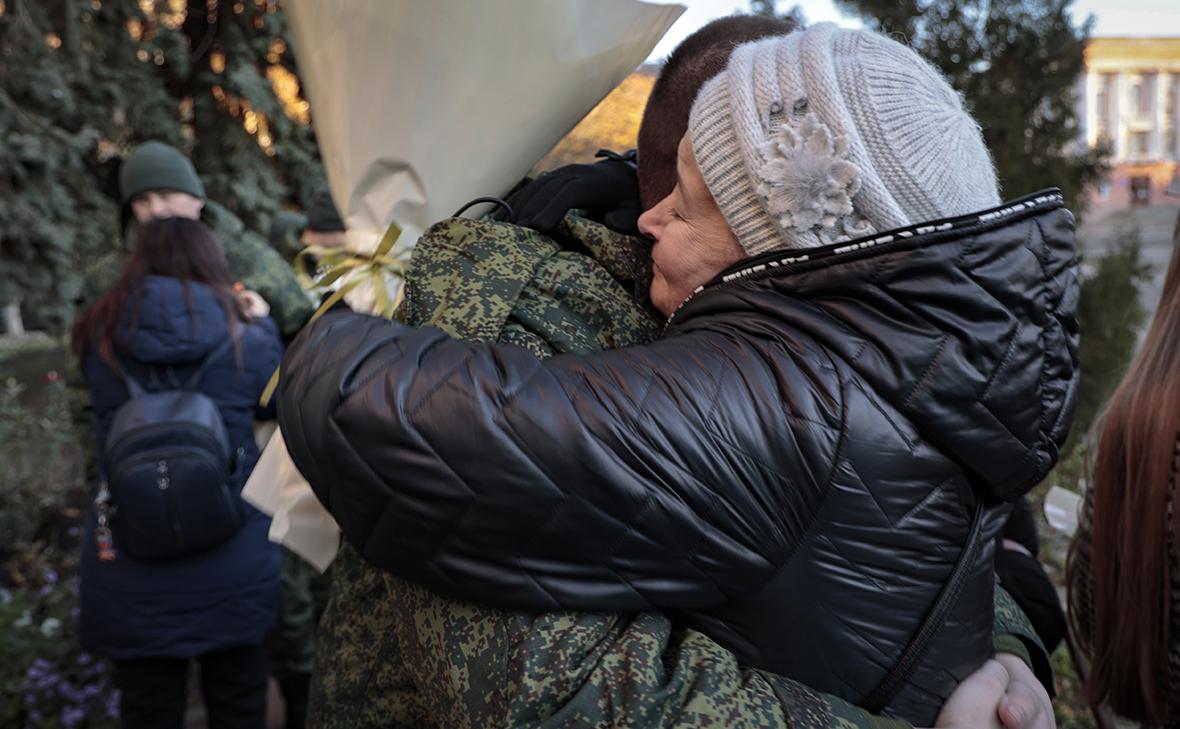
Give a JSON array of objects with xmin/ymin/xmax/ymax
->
[{"xmin": 285, "ymin": 0, "xmax": 684, "ymax": 252}]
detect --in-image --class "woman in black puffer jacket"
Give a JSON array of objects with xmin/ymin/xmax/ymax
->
[{"xmin": 278, "ymin": 25, "xmax": 1076, "ymax": 725}]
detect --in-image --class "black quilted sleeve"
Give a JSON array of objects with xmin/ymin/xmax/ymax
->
[{"xmin": 277, "ymin": 308, "xmax": 841, "ymax": 612}]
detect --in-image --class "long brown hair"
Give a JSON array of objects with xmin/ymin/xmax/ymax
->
[
  {"xmin": 71, "ymin": 217, "xmax": 248, "ymax": 372},
  {"xmin": 1071, "ymin": 213, "xmax": 1180, "ymax": 724}
]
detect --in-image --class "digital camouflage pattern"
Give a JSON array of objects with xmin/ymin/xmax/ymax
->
[
  {"xmin": 400, "ymin": 213, "xmax": 661, "ymax": 354},
  {"xmin": 993, "ymin": 576, "xmax": 1053, "ymax": 694},
  {"xmin": 307, "ymin": 213, "xmax": 1050, "ymax": 728},
  {"xmin": 268, "ymin": 548, "xmax": 319, "ymax": 680}
]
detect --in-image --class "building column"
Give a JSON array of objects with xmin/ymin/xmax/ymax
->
[
  {"xmin": 1083, "ymin": 71, "xmax": 1098, "ymax": 148},
  {"xmin": 1153, "ymin": 70, "xmax": 1168, "ymax": 159},
  {"xmin": 1114, "ymin": 72, "xmax": 1127, "ymax": 160},
  {"xmin": 1170, "ymin": 72, "xmax": 1179, "ymax": 159}
]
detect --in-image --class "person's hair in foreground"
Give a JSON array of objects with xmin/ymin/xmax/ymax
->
[
  {"xmin": 71, "ymin": 217, "xmax": 248, "ymax": 370},
  {"xmin": 1069, "ymin": 213, "xmax": 1180, "ymax": 725},
  {"xmin": 636, "ymin": 14, "xmax": 796, "ymax": 209}
]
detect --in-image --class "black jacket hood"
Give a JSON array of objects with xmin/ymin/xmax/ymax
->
[{"xmin": 672, "ymin": 189, "xmax": 1079, "ymax": 501}]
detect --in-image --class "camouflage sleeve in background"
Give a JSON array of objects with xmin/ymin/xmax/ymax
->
[
  {"xmin": 203, "ymin": 201, "xmax": 315, "ymax": 339},
  {"xmin": 994, "ymin": 583, "xmax": 1053, "ymax": 694},
  {"xmin": 268, "ymin": 548, "xmax": 318, "ymax": 680},
  {"xmin": 75, "ymin": 249, "xmax": 129, "ymax": 321}
]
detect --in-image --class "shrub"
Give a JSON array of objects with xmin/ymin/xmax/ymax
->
[{"xmin": 0, "ymin": 367, "xmax": 119, "ymax": 727}]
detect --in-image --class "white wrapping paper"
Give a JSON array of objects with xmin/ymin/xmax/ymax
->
[{"xmin": 286, "ymin": 0, "xmax": 684, "ymax": 253}]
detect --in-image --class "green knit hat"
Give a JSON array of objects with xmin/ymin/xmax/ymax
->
[
  {"xmin": 306, "ymin": 188, "xmax": 346, "ymax": 232},
  {"xmin": 119, "ymin": 141, "xmax": 206, "ymax": 204}
]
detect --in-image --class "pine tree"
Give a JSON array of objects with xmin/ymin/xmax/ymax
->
[
  {"xmin": 0, "ymin": 0, "xmax": 323, "ymax": 333},
  {"xmin": 1069, "ymin": 227, "xmax": 1151, "ymax": 450},
  {"xmin": 749, "ymin": 0, "xmax": 808, "ymax": 28},
  {"xmin": 829, "ymin": 0, "xmax": 1109, "ymax": 217}
]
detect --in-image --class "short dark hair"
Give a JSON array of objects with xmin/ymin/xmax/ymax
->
[{"xmin": 637, "ymin": 15, "xmax": 797, "ymax": 209}]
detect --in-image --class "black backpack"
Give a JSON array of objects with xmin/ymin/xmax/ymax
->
[{"xmin": 96, "ymin": 340, "xmax": 248, "ymax": 562}]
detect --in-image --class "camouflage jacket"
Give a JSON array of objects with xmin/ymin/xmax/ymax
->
[
  {"xmin": 308, "ymin": 214, "xmax": 1049, "ymax": 729},
  {"xmin": 76, "ymin": 201, "xmax": 314, "ymax": 339}
]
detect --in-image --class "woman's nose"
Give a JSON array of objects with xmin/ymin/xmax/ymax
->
[{"xmin": 637, "ymin": 195, "xmax": 671, "ymax": 240}]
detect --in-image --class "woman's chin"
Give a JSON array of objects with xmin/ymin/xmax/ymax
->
[{"xmin": 649, "ymin": 281, "xmax": 673, "ymax": 318}]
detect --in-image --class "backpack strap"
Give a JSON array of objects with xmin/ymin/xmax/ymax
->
[{"xmin": 183, "ymin": 338, "xmax": 236, "ymax": 390}]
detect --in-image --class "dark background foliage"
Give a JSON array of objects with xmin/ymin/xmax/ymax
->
[{"xmin": 0, "ymin": 0, "xmax": 323, "ymax": 333}]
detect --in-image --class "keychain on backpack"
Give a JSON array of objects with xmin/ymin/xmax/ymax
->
[{"xmin": 94, "ymin": 483, "xmax": 117, "ymax": 561}]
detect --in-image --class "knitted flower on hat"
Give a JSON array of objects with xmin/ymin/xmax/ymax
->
[{"xmin": 755, "ymin": 113, "xmax": 861, "ymax": 237}]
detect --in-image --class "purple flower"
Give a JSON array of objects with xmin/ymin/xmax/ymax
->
[
  {"xmin": 27, "ymin": 659, "xmax": 50, "ymax": 679},
  {"xmin": 44, "ymin": 569, "xmax": 58, "ymax": 585},
  {"xmin": 105, "ymin": 689, "xmax": 121, "ymax": 719},
  {"xmin": 28, "ymin": 709, "xmax": 42, "ymax": 724},
  {"xmin": 61, "ymin": 704, "xmax": 86, "ymax": 728},
  {"xmin": 59, "ymin": 680, "xmax": 81, "ymax": 702}
]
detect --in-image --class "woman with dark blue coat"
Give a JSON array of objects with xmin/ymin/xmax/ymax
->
[{"xmin": 71, "ymin": 217, "xmax": 283, "ymax": 729}]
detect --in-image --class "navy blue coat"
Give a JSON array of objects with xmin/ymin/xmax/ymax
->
[{"xmin": 80, "ymin": 276, "xmax": 284, "ymax": 660}]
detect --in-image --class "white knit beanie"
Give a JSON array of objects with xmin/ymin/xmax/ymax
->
[{"xmin": 689, "ymin": 23, "xmax": 1001, "ymax": 256}]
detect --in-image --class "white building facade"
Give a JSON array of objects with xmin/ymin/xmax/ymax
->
[{"xmin": 1079, "ymin": 37, "xmax": 1180, "ymax": 214}]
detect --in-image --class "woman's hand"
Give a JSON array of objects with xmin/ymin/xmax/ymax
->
[
  {"xmin": 928, "ymin": 654, "xmax": 1055, "ymax": 729},
  {"xmin": 995, "ymin": 651, "xmax": 1055, "ymax": 729},
  {"xmin": 931, "ymin": 659, "xmax": 1008, "ymax": 729},
  {"xmin": 235, "ymin": 287, "xmax": 271, "ymax": 319}
]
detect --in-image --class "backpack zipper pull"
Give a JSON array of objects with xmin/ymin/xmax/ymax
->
[{"xmin": 94, "ymin": 483, "xmax": 117, "ymax": 562}]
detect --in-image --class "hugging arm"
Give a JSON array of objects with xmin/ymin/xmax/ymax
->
[{"xmin": 277, "ymin": 308, "xmax": 839, "ymax": 612}]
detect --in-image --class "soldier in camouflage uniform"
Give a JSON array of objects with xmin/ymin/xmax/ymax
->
[
  {"xmin": 307, "ymin": 211, "xmax": 1052, "ymax": 729},
  {"xmin": 76, "ymin": 141, "xmax": 314, "ymax": 339}
]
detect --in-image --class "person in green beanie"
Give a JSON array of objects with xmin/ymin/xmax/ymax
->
[
  {"xmin": 117, "ymin": 140, "xmax": 208, "ymax": 222},
  {"xmin": 78, "ymin": 141, "xmax": 314, "ymax": 340}
]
